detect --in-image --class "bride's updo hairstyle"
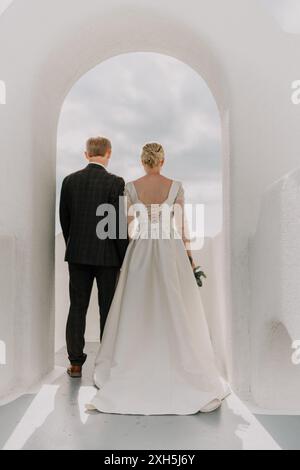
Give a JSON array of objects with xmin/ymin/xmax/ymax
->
[{"xmin": 141, "ymin": 143, "xmax": 165, "ymax": 169}]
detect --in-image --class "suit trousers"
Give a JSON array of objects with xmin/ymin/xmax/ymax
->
[{"xmin": 66, "ymin": 263, "xmax": 119, "ymax": 366}]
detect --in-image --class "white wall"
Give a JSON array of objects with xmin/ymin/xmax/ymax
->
[
  {"xmin": 1, "ymin": 0, "xmax": 300, "ymax": 402},
  {"xmin": 0, "ymin": 0, "xmax": 13, "ymax": 16},
  {"xmin": 250, "ymin": 168, "xmax": 300, "ymax": 410},
  {"xmin": 0, "ymin": 236, "xmax": 15, "ymax": 395}
]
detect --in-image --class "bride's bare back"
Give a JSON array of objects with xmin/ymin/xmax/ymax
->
[{"xmin": 133, "ymin": 175, "xmax": 174, "ymax": 206}]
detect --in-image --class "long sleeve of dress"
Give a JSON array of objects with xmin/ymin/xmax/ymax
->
[{"xmin": 174, "ymin": 184, "xmax": 191, "ymax": 245}]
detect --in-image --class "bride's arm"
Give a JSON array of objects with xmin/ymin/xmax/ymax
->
[{"xmin": 174, "ymin": 184, "xmax": 196, "ymax": 269}]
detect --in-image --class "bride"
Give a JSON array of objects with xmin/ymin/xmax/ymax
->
[{"xmin": 88, "ymin": 143, "xmax": 229, "ymax": 415}]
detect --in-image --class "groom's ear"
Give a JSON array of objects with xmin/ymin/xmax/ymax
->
[{"xmin": 85, "ymin": 151, "xmax": 89, "ymax": 161}]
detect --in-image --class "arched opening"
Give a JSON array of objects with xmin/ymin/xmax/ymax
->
[{"xmin": 54, "ymin": 51, "xmax": 230, "ymax": 380}]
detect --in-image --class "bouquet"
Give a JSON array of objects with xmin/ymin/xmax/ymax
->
[{"xmin": 193, "ymin": 266, "xmax": 207, "ymax": 287}]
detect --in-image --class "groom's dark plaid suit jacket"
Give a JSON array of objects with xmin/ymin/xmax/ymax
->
[{"xmin": 59, "ymin": 163, "xmax": 128, "ymax": 267}]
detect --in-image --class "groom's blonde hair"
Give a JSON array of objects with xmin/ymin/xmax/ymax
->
[{"xmin": 86, "ymin": 137, "xmax": 111, "ymax": 157}]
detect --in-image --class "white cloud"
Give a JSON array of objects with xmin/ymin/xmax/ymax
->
[{"xmin": 57, "ymin": 53, "xmax": 222, "ymax": 236}]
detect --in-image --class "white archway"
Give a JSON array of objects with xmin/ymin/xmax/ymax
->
[
  {"xmin": 2, "ymin": 0, "xmax": 299, "ymax": 407},
  {"xmin": 54, "ymin": 52, "xmax": 228, "ymax": 374},
  {"xmin": 0, "ymin": 1, "xmax": 232, "ymax": 400}
]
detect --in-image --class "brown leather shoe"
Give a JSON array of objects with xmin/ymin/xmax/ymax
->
[{"xmin": 67, "ymin": 365, "xmax": 82, "ymax": 378}]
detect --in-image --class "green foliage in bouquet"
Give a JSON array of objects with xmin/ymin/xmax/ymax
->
[{"xmin": 194, "ymin": 267, "xmax": 207, "ymax": 287}]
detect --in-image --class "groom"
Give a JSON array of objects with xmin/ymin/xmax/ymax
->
[{"xmin": 60, "ymin": 137, "xmax": 128, "ymax": 378}]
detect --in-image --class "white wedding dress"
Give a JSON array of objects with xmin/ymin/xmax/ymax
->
[{"xmin": 88, "ymin": 180, "xmax": 229, "ymax": 415}]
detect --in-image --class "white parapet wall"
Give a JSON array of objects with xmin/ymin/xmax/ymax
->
[
  {"xmin": 250, "ymin": 168, "xmax": 300, "ymax": 411},
  {"xmin": 0, "ymin": 235, "xmax": 16, "ymax": 396}
]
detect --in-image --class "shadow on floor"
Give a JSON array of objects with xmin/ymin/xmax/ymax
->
[
  {"xmin": 254, "ymin": 414, "xmax": 300, "ymax": 450},
  {"xmin": 0, "ymin": 395, "xmax": 35, "ymax": 449}
]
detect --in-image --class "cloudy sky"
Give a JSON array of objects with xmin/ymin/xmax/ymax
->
[{"xmin": 57, "ymin": 53, "xmax": 223, "ymax": 237}]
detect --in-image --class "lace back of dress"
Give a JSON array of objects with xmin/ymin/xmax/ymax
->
[{"xmin": 125, "ymin": 181, "xmax": 183, "ymax": 240}]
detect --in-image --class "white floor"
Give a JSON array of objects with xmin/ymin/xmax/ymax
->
[{"xmin": 0, "ymin": 343, "xmax": 299, "ymax": 450}]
